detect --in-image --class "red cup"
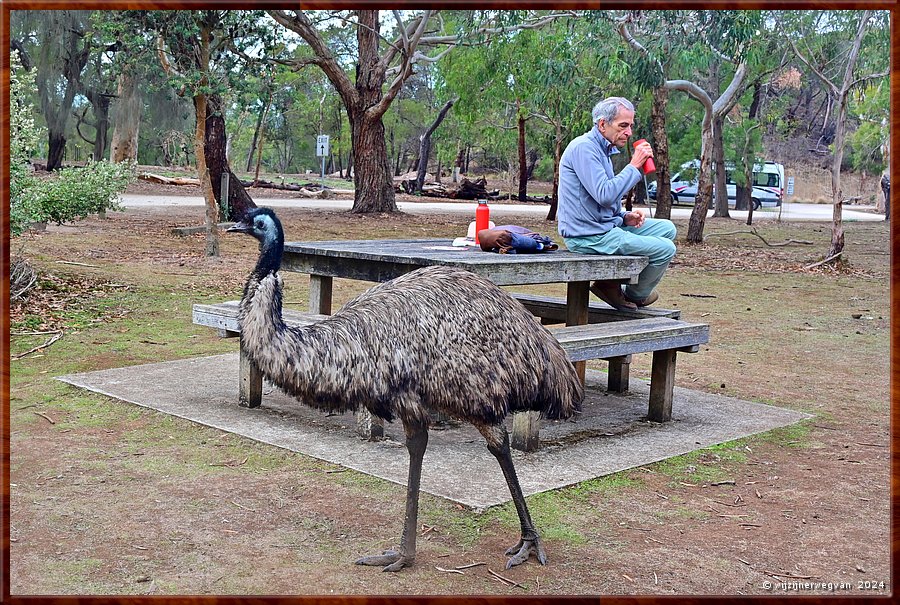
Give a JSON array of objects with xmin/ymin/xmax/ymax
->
[{"xmin": 633, "ymin": 139, "xmax": 656, "ymax": 175}]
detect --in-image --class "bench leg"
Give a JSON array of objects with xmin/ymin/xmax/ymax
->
[
  {"xmin": 607, "ymin": 354, "xmax": 632, "ymax": 392},
  {"xmin": 511, "ymin": 411, "xmax": 541, "ymax": 452},
  {"xmin": 238, "ymin": 343, "xmax": 262, "ymax": 408},
  {"xmin": 648, "ymin": 349, "xmax": 677, "ymax": 422}
]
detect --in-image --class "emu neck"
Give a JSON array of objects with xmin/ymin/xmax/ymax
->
[{"xmin": 253, "ymin": 232, "xmax": 284, "ymax": 279}]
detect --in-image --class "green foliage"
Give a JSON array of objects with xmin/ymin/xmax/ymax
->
[
  {"xmin": 846, "ymin": 81, "xmax": 889, "ymax": 174},
  {"xmin": 10, "ymin": 52, "xmax": 44, "ymax": 234},
  {"xmin": 9, "ymin": 50, "xmax": 135, "ymax": 234},
  {"xmin": 17, "ymin": 160, "xmax": 136, "ymax": 231}
]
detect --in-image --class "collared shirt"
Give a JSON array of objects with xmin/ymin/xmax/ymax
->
[{"xmin": 557, "ymin": 126, "xmax": 642, "ymax": 238}]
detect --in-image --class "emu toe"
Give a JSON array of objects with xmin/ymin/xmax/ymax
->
[
  {"xmin": 355, "ymin": 549, "xmax": 412, "ymax": 572},
  {"xmin": 504, "ymin": 535, "xmax": 547, "ymax": 569}
]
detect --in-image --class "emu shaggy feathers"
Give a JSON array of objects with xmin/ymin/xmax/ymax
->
[
  {"xmin": 239, "ymin": 265, "xmax": 583, "ymax": 427},
  {"xmin": 230, "ymin": 207, "xmax": 583, "ymax": 572}
]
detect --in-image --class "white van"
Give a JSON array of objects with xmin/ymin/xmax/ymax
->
[{"xmin": 648, "ymin": 161, "xmax": 785, "ymax": 208}]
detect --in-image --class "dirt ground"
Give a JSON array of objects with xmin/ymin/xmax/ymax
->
[{"xmin": 7, "ymin": 180, "xmax": 892, "ymax": 596}]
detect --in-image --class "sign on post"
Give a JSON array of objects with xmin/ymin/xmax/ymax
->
[
  {"xmin": 786, "ymin": 176, "xmax": 795, "ymax": 196},
  {"xmin": 316, "ymin": 135, "xmax": 330, "ymax": 181},
  {"xmin": 316, "ymin": 135, "xmax": 330, "ymax": 157}
]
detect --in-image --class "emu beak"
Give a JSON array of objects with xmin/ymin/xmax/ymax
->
[{"xmin": 227, "ymin": 219, "xmax": 252, "ymax": 234}]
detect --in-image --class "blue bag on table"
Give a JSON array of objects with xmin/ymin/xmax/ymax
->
[{"xmin": 477, "ymin": 225, "xmax": 559, "ymax": 254}]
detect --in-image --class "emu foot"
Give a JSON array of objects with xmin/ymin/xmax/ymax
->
[
  {"xmin": 504, "ymin": 535, "xmax": 547, "ymax": 569},
  {"xmin": 354, "ymin": 549, "xmax": 413, "ymax": 572}
]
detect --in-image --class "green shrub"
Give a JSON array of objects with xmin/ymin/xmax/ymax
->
[
  {"xmin": 10, "ymin": 52, "xmax": 135, "ymax": 234},
  {"xmin": 21, "ymin": 160, "xmax": 136, "ymax": 227}
]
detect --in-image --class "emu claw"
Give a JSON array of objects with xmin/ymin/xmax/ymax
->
[
  {"xmin": 354, "ymin": 549, "xmax": 412, "ymax": 572},
  {"xmin": 504, "ymin": 535, "xmax": 547, "ymax": 569}
]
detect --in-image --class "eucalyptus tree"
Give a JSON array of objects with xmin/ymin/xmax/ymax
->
[
  {"xmin": 11, "ymin": 10, "xmax": 94, "ymax": 170},
  {"xmin": 267, "ymin": 9, "xmax": 577, "ymax": 213},
  {"xmin": 611, "ymin": 10, "xmax": 681, "ymax": 219},
  {"xmin": 654, "ymin": 10, "xmax": 760, "ymax": 241},
  {"xmin": 781, "ymin": 10, "xmax": 890, "ymax": 258},
  {"xmin": 521, "ymin": 20, "xmax": 601, "ymax": 219},
  {"xmin": 146, "ymin": 9, "xmax": 283, "ymax": 257}
]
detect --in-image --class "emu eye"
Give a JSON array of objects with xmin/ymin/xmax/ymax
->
[{"xmin": 255, "ymin": 219, "xmax": 264, "ymax": 230}]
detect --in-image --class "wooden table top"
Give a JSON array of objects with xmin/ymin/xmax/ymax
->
[{"xmin": 282, "ymin": 238, "xmax": 648, "ymax": 286}]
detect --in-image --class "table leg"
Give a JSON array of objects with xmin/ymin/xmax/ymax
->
[
  {"xmin": 606, "ymin": 354, "xmax": 632, "ymax": 392},
  {"xmin": 309, "ymin": 274, "xmax": 333, "ymax": 314},
  {"xmin": 566, "ymin": 281, "xmax": 590, "ymax": 383}
]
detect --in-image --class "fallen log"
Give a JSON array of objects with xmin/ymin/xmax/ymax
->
[{"xmin": 139, "ymin": 172, "xmax": 200, "ymax": 186}]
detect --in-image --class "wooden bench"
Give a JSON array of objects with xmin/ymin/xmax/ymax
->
[
  {"xmin": 511, "ymin": 292, "xmax": 681, "ymax": 323},
  {"xmin": 193, "ymin": 300, "xmax": 709, "ymax": 452},
  {"xmin": 511, "ymin": 292, "xmax": 683, "ymax": 401},
  {"xmin": 506, "ymin": 316, "xmax": 710, "ymax": 451}
]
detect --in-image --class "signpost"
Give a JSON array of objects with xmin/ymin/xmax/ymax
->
[
  {"xmin": 786, "ymin": 176, "xmax": 795, "ymax": 197},
  {"xmin": 316, "ymin": 135, "xmax": 330, "ymax": 183}
]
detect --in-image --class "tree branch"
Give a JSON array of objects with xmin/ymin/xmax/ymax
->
[
  {"xmin": 712, "ymin": 61, "xmax": 748, "ymax": 116},
  {"xmin": 266, "ymin": 10, "xmax": 357, "ymax": 108},
  {"xmin": 372, "ymin": 10, "xmax": 435, "ymax": 119},
  {"xmin": 784, "ymin": 25, "xmax": 840, "ymax": 97},
  {"xmin": 849, "ymin": 69, "xmax": 890, "ymax": 90}
]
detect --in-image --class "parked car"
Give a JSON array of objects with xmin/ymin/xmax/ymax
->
[{"xmin": 647, "ymin": 161, "xmax": 785, "ymax": 208}]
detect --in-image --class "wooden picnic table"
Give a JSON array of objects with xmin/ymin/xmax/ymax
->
[
  {"xmin": 281, "ymin": 238, "xmax": 648, "ymax": 440},
  {"xmin": 282, "ymin": 237, "xmax": 648, "ymax": 327},
  {"xmin": 195, "ymin": 238, "xmax": 709, "ymax": 452}
]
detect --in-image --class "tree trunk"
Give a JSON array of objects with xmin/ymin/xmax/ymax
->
[
  {"xmin": 415, "ymin": 98, "xmax": 455, "ymax": 193},
  {"xmin": 712, "ymin": 115, "xmax": 730, "ymax": 217},
  {"xmin": 110, "ymin": 69, "xmax": 141, "ymax": 163},
  {"xmin": 47, "ymin": 132, "xmax": 67, "ymax": 172},
  {"xmin": 517, "ymin": 111, "xmax": 528, "ymax": 201},
  {"xmin": 650, "ymin": 85, "xmax": 671, "ymax": 219},
  {"xmin": 525, "ymin": 149, "xmax": 538, "ymax": 181},
  {"xmin": 206, "ymin": 94, "xmax": 256, "ymax": 221},
  {"xmin": 350, "ymin": 113, "xmax": 397, "ymax": 213},
  {"xmin": 738, "ymin": 82, "xmax": 763, "ymax": 217},
  {"xmin": 36, "ymin": 11, "xmax": 91, "ymax": 171},
  {"xmin": 90, "ymin": 94, "xmax": 111, "ymax": 161},
  {"xmin": 687, "ymin": 118, "xmax": 716, "ymax": 242},
  {"xmin": 246, "ymin": 94, "xmax": 270, "ymax": 172},
  {"xmin": 828, "ymin": 94, "xmax": 848, "ymax": 257},
  {"xmin": 546, "ymin": 122, "xmax": 563, "ymax": 221},
  {"xmin": 193, "ymin": 94, "xmax": 219, "ymax": 257}
]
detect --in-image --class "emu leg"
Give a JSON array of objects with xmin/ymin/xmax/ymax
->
[
  {"xmin": 355, "ymin": 420, "xmax": 428, "ymax": 572},
  {"xmin": 477, "ymin": 423, "xmax": 546, "ymax": 568}
]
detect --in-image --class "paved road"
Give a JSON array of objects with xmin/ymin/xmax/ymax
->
[{"xmin": 119, "ymin": 193, "xmax": 885, "ymax": 222}]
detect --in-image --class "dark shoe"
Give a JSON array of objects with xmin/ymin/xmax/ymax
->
[
  {"xmin": 624, "ymin": 289, "xmax": 659, "ymax": 307},
  {"xmin": 590, "ymin": 280, "xmax": 637, "ymax": 310}
]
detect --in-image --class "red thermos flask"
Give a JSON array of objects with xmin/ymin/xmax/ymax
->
[
  {"xmin": 633, "ymin": 139, "xmax": 656, "ymax": 175},
  {"xmin": 475, "ymin": 199, "xmax": 490, "ymax": 244}
]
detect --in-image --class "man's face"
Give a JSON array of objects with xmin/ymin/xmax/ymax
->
[{"xmin": 597, "ymin": 107, "xmax": 635, "ymax": 148}]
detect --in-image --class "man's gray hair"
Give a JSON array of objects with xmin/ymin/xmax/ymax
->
[{"xmin": 592, "ymin": 97, "xmax": 634, "ymax": 124}]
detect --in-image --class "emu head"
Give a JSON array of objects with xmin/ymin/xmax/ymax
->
[
  {"xmin": 228, "ymin": 208, "xmax": 285, "ymax": 274},
  {"xmin": 228, "ymin": 208, "xmax": 284, "ymax": 248}
]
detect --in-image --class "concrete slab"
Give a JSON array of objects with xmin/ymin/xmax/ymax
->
[{"xmin": 58, "ymin": 354, "xmax": 810, "ymax": 510}]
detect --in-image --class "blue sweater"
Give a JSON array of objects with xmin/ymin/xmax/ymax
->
[{"xmin": 557, "ymin": 126, "xmax": 642, "ymax": 238}]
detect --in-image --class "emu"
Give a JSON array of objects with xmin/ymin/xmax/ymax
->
[{"xmin": 228, "ymin": 208, "xmax": 583, "ymax": 572}]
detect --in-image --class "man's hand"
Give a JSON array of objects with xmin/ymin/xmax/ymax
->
[
  {"xmin": 623, "ymin": 210, "xmax": 645, "ymax": 228},
  {"xmin": 629, "ymin": 140, "xmax": 654, "ymax": 170}
]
